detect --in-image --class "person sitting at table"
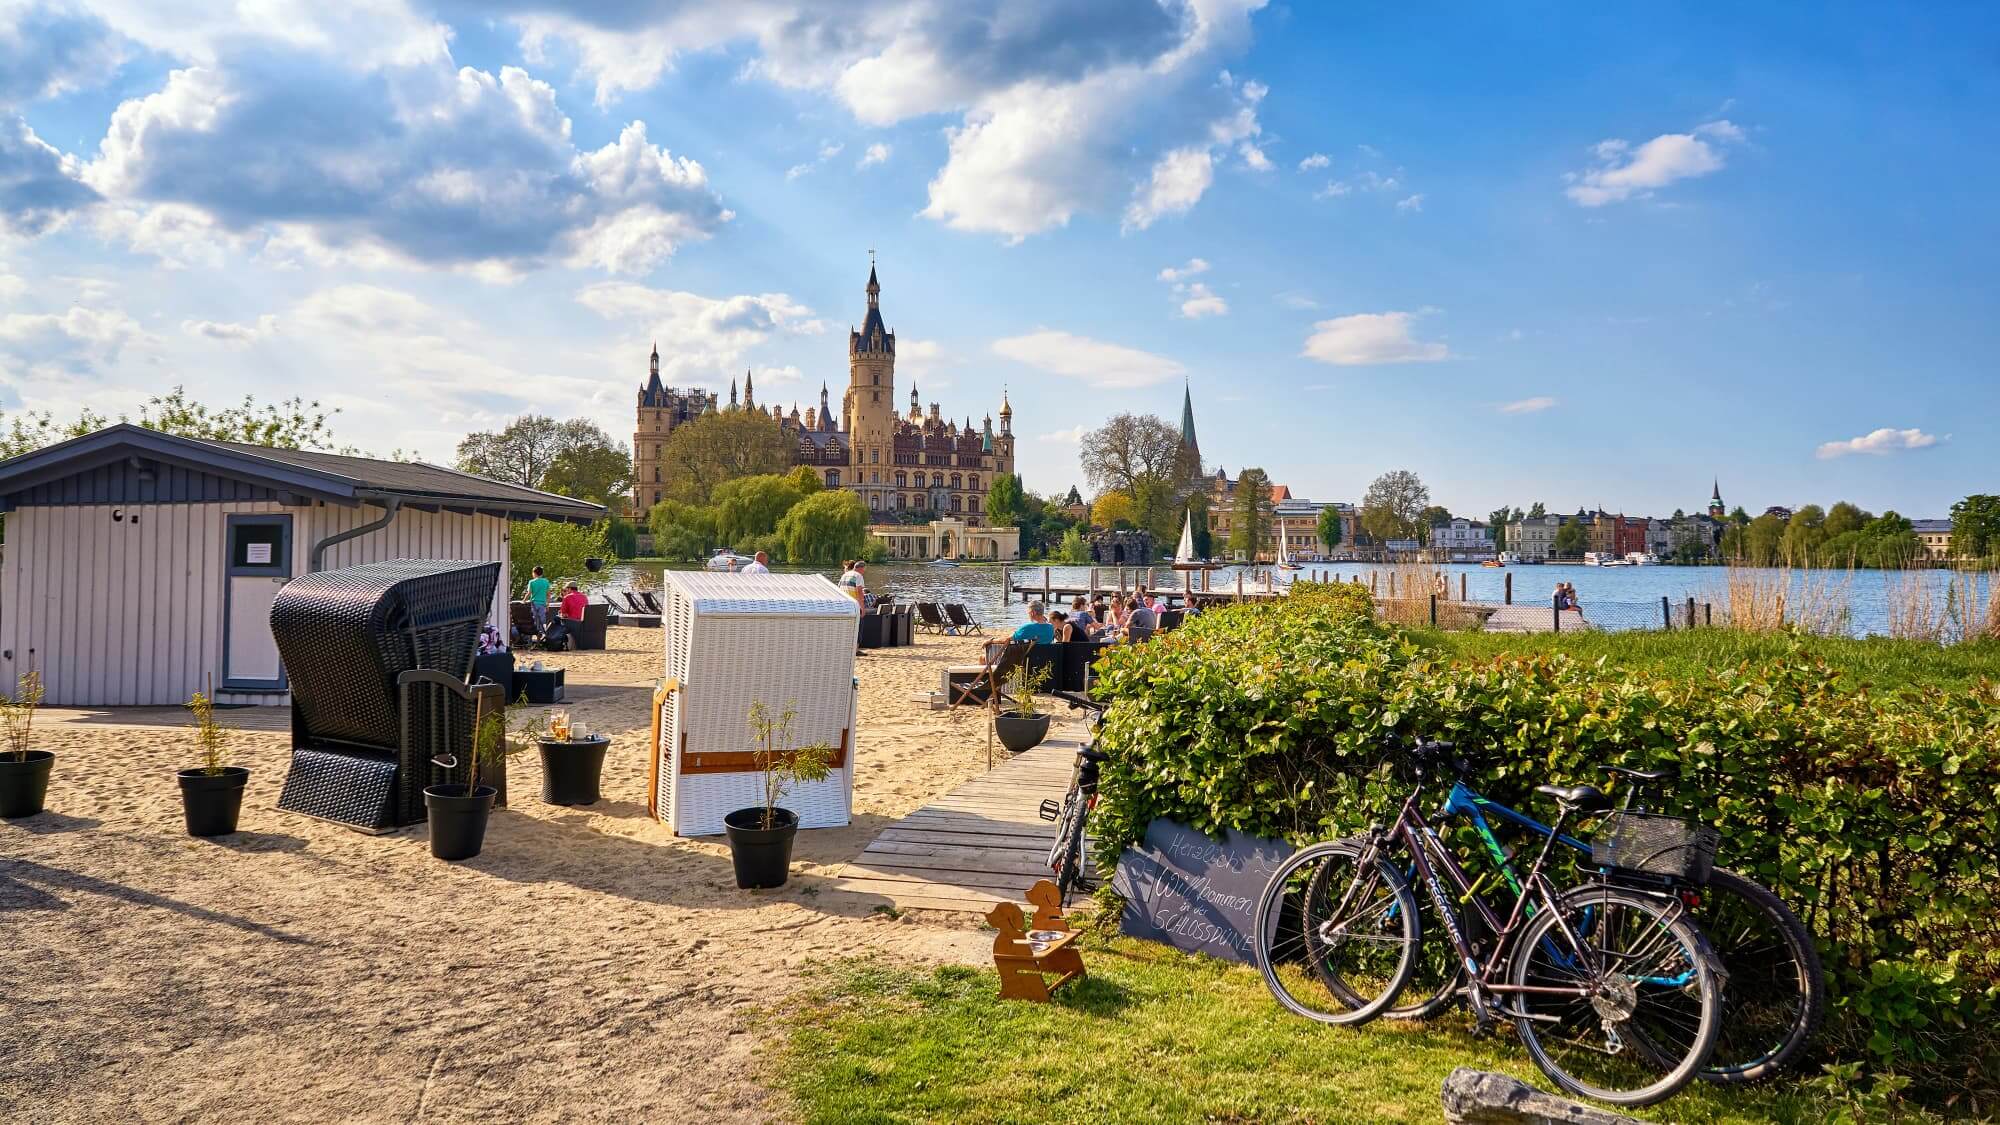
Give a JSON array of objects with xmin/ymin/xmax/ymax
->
[
  {"xmin": 1068, "ymin": 596, "xmax": 1098, "ymax": 639},
  {"xmin": 1121, "ymin": 596, "xmax": 1158, "ymax": 642},
  {"xmin": 559, "ymin": 582, "xmax": 588, "ymax": 623},
  {"xmin": 1011, "ymin": 600, "xmax": 1056, "ymax": 645},
  {"xmin": 1048, "ymin": 609, "xmax": 1073, "ymax": 642}
]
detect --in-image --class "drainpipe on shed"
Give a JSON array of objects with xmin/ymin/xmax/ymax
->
[{"xmin": 310, "ymin": 493, "xmax": 402, "ymax": 572}]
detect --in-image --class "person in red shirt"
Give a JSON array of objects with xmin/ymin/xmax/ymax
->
[{"xmin": 559, "ymin": 582, "xmax": 588, "ymax": 622}]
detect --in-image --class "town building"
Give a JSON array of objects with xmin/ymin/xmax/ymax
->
[
  {"xmin": 1431, "ymin": 517, "xmax": 1496, "ymax": 561},
  {"xmin": 1209, "ymin": 468, "xmax": 1294, "ymax": 560},
  {"xmin": 1507, "ymin": 514, "xmax": 1564, "ymax": 561},
  {"xmin": 631, "ymin": 264, "xmax": 1017, "ymax": 558},
  {"xmin": 1912, "ymin": 519, "xmax": 1955, "ymax": 564}
]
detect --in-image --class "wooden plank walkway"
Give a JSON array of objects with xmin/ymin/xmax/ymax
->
[{"xmin": 828, "ymin": 737, "xmax": 1079, "ymax": 913}]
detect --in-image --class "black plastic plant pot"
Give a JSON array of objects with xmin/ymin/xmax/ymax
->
[
  {"xmin": 425, "ymin": 784, "xmax": 498, "ymax": 861},
  {"xmin": 176, "ymin": 766, "xmax": 250, "ymax": 837},
  {"xmin": 584, "ymin": 557, "xmax": 606, "ymax": 573},
  {"xmin": 0, "ymin": 750, "xmax": 54, "ymax": 819},
  {"xmin": 537, "ymin": 736, "xmax": 609, "ymax": 806},
  {"xmin": 994, "ymin": 712, "xmax": 1051, "ymax": 753},
  {"xmin": 722, "ymin": 806, "xmax": 799, "ymax": 889}
]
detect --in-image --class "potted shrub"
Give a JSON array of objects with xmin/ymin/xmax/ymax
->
[
  {"xmin": 0, "ymin": 671, "xmax": 49, "ymax": 819},
  {"xmin": 584, "ymin": 557, "xmax": 606, "ymax": 573},
  {"xmin": 993, "ymin": 661, "xmax": 1052, "ymax": 753},
  {"xmin": 721, "ymin": 702, "xmax": 836, "ymax": 890},
  {"xmin": 536, "ymin": 709, "xmax": 610, "ymax": 806},
  {"xmin": 424, "ymin": 691, "xmax": 527, "ymax": 861},
  {"xmin": 178, "ymin": 690, "xmax": 249, "ymax": 836}
]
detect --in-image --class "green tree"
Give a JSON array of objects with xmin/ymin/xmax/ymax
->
[
  {"xmin": 508, "ymin": 520, "xmax": 608, "ymax": 597},
  {"xmin": 1778, "ymin": 504, "xmax": 1826, "ymax": 565},
  {"xmin": 539, "ymin": 439, "xmax": 633, "ymax": 507},
  {"xmin": 987, "ymin": 473, "xmax": 1026, "ymax": 527},
  {"xmin": 712, "ymin": 473, "xmax": 811, "ymax": 545},
  {"xmin": 1317, "ymin": 505, "xmax": 1345, "ymax": 554},
  {"xmin": 782, "ymin": 464, "xmax": 825, "ymax": 498},
  {"xmin": 1487, "ymin": 507, "xmax": 1511, "ymax": 551},
  {"xmin": 1058, "ymin": 526, "xmax": 1092, "ymax": 564},
  {"xmin": 1949, "ymin": 495, "xmax": 2000, "ymax": 561},
  {"xmin": 1229, "ymin": 467, "xmax": 1273, "ymax": 557},
  {"xmin": 1552, "ymin": 519, "xmax": 1589, "ymax": 558},
  {"xmin": 1741, "ymin": 513, "xmax": 1787, "ymax": 566},
  {"xmin": 1359, "ymin": 469, "xmax": 1430, "ymax": 544},
  {"xmin": 646, "ymin": 499, "xmax": 720, "ymax": 561},
  {"xmin": 1417, "ymin": 505, "xmax": 1452, "ymax": 543},
  {"xmin": 1091, "ymin": 491, "xmax": 1136, "ymax": 529},
  {"xmin": 458, "ymin": 415, "xmax": 613, "ymax": 488},
  {"xmin": 777, "ymin": 489, "xmax": 868, "ymax": 564},
  {"xmin": 2, "ymin": 385, "xmax": 358, "ymax": 459},
  {"xmin": 1862, "ymin": 511, "xmax": 1920, "ymax": 567},
  {"xmin": 600, "ymin": 515, "xmax": 639, "ymax": 559},
  {"xmin": 1823, "ymin": 501, "xmax": 1870, "ymax": 538},
  {"xmin": 658, "ymin": 409, "xmax": 793, "ymax": 504},
  {"xmin": 1526, "ymin": 501, "xmax": 1547, "ymax": 519}
]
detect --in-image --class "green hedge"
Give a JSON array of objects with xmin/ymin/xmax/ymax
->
[{"xmin": 1088, "ymin": 581, "xmax": 2000, "ymax": 1090}]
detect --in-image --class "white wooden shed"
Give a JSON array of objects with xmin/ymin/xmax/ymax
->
[{"xmin": 0, "ymin": 425, "xmax": 603, "ymax": 707}]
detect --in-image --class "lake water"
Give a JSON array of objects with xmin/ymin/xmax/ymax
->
[{"xmin": 605, "ymin": 560, "xmax": 1986, "ymax": 638}]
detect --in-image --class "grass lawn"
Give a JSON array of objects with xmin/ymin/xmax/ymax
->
[
  {"xmin": 777, "ymin": 936, "xmax": 1849, "ymax": 1125},
  {"xmin": 1413, "ymin": 628, "xmax": 2000, "ymax": 693}
]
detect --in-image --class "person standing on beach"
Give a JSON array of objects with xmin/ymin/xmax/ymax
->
[{"xmin": 526, "ymin": 566, "xmax": 551, "ymax": 631}]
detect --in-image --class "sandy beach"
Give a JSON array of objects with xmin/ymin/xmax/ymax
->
[{"xmin": 2, "ymin": 627, "xmax": 1064, "ymax": 1123}]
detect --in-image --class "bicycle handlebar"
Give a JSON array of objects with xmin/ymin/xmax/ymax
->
[{"xmin": 1053, "ymin": 690, "xmax": 1108, "ymax": 715}]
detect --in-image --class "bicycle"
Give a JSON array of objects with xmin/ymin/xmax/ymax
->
[
  {"xmin": 1366, "ymin": 762, "xmax": 1823, "ymax": 1085},
  {"xmin": 1038, "ymin": 691, "xmax": 1108, "ymax": 906},
  {"xmin": 1252, "ymin": 739, "xmax": 1725, "ymax": 1107}
]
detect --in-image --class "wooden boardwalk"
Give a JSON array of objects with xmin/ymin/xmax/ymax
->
[{"xmin": 828, "ymin": 737, "xmax": 1078, "ymax": 913}]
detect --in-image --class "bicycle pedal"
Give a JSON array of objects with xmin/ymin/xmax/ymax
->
[{"xmin": 1038, "ymin": 799, "xmax": 1060, "ymax": 821}]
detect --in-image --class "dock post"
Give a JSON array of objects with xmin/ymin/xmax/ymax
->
[
  {"xmin": 1553, "ymin": 594, "xmax": 1562, "ymax": 634},
  {"xmin": 1687, "ymin": 597, "xmax": 1697, "ymax": 630},
  {"xmin": 1089, "ymin": 567, "xmax": 1097, "ymax": 601},
  {"xmin": 1371, "ymin": 572, "xmax": 1378, "ymax": 595},
  {"xmin": 1505, "ymin": 572, "xmax": 1513, "ymax": 605},
  {"xmin": 1430, "ymin": 594, "xmax": 1438, "ymax": 627},
  {"xmin": 1043, "ymin": 566, "xmax": 1051, "ymax": 605},
  {"xmin": 1002, "ymin": 564, "xmax": 1011, "ymax": 601},
  {"xmin": 1147, "ymin": 566, "xmax": 1156, "ymax": 591},
  {"xmin": 1460, "ymin": 573, "xmax": 1467, "ymax": 602},
  {"xmin": 1389, "ymin": 572, "xmax": 1396, "ymax": 598},
  {"xmin": 1236, "ymin": 573, "xmax": 1244, "ymax": 602},
  {"xmin": 1661, "ymin": 595, "xmax": 1672, "ymax": 631}
]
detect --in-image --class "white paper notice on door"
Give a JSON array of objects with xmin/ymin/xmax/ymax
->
[{"xmin": 246, "ymin": 543, "xmax": 273, "ymax": 565}]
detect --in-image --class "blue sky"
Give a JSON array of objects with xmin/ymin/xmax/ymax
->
[{"xmin": 2, "ymin": 1, "xmax": 1994, "ymax": 519}]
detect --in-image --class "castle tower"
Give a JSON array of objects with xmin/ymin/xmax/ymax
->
[
  {"xmin": 844, "ymin": 261, "xmax": 896, "ymax": 513},
  {"xmin": 993, "ymin": 389, "xmax": 1015, "ymax": 475}
]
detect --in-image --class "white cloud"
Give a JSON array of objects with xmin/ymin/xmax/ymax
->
[
  {"xmin": 1395, "ymin": 193, "xmax": 1424, "ymax": 213},
  {"xmin": 1157, "ymin": 257, "xmax": 1209, "ymax": 282},
  {"xmin": 1302, "ymin": 311, "xmax": 1449, "ymax": 366},
  {"xmin": 786, "ymin": 139, "xmax": 845, "ymax": 179},
  {"xmin": 1313, "ymin": 179, "xmax": 1352, "ymax": 199},
  {"xmin": 0, "ymin": 304, "xmax": 151, "ymax": 381},
  {"xmin": 1297, "ymin": 153, "xmax": 1329, "ymax": 171},
  {"xmin": 1238, "ymin": 142, "xmax": 1272, "ymax": 172},
  {"xmin": 991, "ymin": 329, "xmax": 1185, "ymax": 389},
  {"xmin": 575, "ymin": 282, "xmax": 821, "ymax": 386},
  {"xmin": 1815, "ymin": 427, "xmax": 1942, "ymax": 460},
  {"xmin": 1498, "ymin": 396, "xmax": 1556, "ymax": 415},
  {"xmin": 1176, "ymin": 282, "xmax": 1228, "ymax": 319},
  {"xmin": 1038, "ymin": 424, "xmax": 1086, "ymax": 444},
  {"xmin": 1122, "ymin": 146, "xmax": 1213, "ymax": 232},
  {"xmin": 1276, "ymin": 292, "xmax": 1318, "ymax": 310},
  {"xmin": 857, "ymin": 142, "xmax": 890, "ymax": 169},
  {"xmin": 1565, "ymin": 120, "xmax": 1743, "ymax": 206},
  {"xmin": 182, "ymin": 315, "xmax": 276, "ymax": 343},
  {"xmin": 0, "ymin": 271, "xmax": 25, "ymax": 300}
]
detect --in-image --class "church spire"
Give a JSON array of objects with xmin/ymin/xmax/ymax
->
[
  {"xmin": 729, "ymin": 377, "xmax": 738, "ymax": 409},
  {"xmin": 1180, "ymin": 379, "xmax": 1199, "ymax": 460},
  {"xmin": 743, "ymin": 368, "xmax": 754, "ymax": 408}
]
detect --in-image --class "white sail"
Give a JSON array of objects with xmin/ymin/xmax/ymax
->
[
  {"xmin": 1175, "ymin": 509, "xmax": 1197, "ymax": 562},
  {"xmin": 1275, "ymin": 517, "xmax": 1291, "ymax": 566}
]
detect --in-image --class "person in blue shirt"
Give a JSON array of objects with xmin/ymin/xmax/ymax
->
[{"xmin": 1011, "ymin": 601, "xmax": 1056, "ymax": 645}]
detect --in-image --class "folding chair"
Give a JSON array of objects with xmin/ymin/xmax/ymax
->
[
  {"xmin": 915, "ymin": 601, "xmax": 954, "ymax": 635},
  {"xmin": 945, "ymin": 603, "xmax": 987, "ymax": 635},
  {"xmin": 945, "ymin": 639, "xmax": 1035, "ymax": 766}
]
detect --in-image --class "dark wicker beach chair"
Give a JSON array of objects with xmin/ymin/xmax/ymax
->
[
  {"xmin": 273, "ymin": 560, "xmax": 504, "ymax": 832},
  {"xmin": 944, "ymin": 603, "xmax": 986, "ymax": 635},
  {"xmin": 915, "ymin": 601, "xmax": 953, "ymax": 635}
]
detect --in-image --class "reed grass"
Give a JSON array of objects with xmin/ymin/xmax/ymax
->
[
  {"xmin": 1883, "ymin": 568, "xmax": 2000, "ymax": 645},
  {"xmin": 1709, "ymin": 564, "xmax": 1854, "ymax": 635}
]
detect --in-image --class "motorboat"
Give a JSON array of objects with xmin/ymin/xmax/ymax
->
[
  {"xmin": 927, "ymin": 558, "xmax": 960, "ymax": 568},
  {"xmin": 1583, "ymin": 552, "xmax": 1630, "ymax": 567},
  {"xmin": 704, "ymin": 550, "xmax": 754, "ymax": 571},
  {"xmin": 1624, "ymin": 552, "xmax": 1660, "ymax": 566},
  {"xmin": 1498, "ymin": 551, "xmax": 1523, "ymax": 566},
  {"xmin": 1481, "ymin": 558, "xmax": 1505, "ymax": 568}
]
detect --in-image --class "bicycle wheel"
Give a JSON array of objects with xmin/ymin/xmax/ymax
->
[
  {"xmin": 1691, "ymin": 868, "xmax": 1825, "ymax": 1083},
  {"xmin": 1304, "ymin": 853, "xmax": 1468, "ymax": 1021},
  {"xmin": 1253, "ymin": 840, "xmax": 1419, "ymax": 1026},
  {"xmin": 1046, "ymin": 792, "xmax": 1086, "ymax": 903},
  {"xmin": 1509, "ymin": 884, "xmax": 1721, "ymax": 1106}
]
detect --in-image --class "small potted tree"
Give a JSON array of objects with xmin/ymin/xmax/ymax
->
[
  {"xmin": 993, "ymin": 661, "xmax": 1052, "ymax": 753},
  {"xmin": 424, "ymin": 690, "xmax": 528, "ymax": 861},
  {"xmin": 721, "ymin": 702, "xmax": 835, "ymax": 889},
  {"xmin": 0, "ymin": 671, "xmax": 49, "ymax": 819},
  {"xmin": 178, "ymin": 689, "xmax": 249, "ymax": 836},
  {"xmin": 536, "ymin": 709, "xmax": 610, "ymax": 806}
]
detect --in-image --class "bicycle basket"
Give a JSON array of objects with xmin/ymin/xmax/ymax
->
[{"xmin": 1590, "ymin": 812, "xmax": 1719, "ymax": 884}]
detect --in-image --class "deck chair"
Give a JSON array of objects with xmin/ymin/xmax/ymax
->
[
  {"xmin": 944, "ymin": 603, "xmax": 986, "ymax": 635},
  {"xmin": 639, "ymin": 591, "xmax": 664, "ymax": 614},
  {"xmin": 945, "ymin": 639, "xmax": 1035, "ymax": 766},
  {"xmin": 915, "ymin": 601, "xmax": 953, "ymax": 635},
  {"xmin": 620, "ymin": 591, "xmax": 650, "ymax": 614}
]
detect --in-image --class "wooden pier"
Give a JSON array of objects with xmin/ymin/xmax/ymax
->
[{"xmin": 1001, "ymin": 564, "xmax": 1351, "ymax": 606}]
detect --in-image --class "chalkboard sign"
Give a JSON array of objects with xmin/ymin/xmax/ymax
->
[{"xmin": 1112, "ymin": 818, "xmax": 1295, "ymax": 964}]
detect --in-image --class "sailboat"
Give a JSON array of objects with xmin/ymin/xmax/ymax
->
[
  {"xmin": 1169, "ymin": 509, "xmax": 1221, "ymax": 571},
  {"xmin": 1274, "ymin": 517, "xmax": 1302, "ymax": 572}
]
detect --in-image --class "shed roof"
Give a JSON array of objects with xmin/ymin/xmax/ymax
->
[{"xmin": 0, "ymin": 424, "xmax": 605, "ymax": 522}]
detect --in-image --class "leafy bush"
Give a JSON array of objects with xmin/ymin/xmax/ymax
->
[
  {"xmin": 1088, "ymin": 583, "xmax": 2000, "ymax": 1094},
  {"xmin": 507, "ymin": 520, "xmax": 609, "ymax": 596}
]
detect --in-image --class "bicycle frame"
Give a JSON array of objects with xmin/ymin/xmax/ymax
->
[{"xmin": 1354, "ymin": 783, "xmax": 1598, "ymax": 1006}]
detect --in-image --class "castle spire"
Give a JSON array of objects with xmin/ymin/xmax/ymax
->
[
  {"xmin": 729, "ymin": 377, "xmax": 738, "ymax": 409},
  {"xmin": 743, "ymin": 368, "xmax": 754, "ymax": 408}
]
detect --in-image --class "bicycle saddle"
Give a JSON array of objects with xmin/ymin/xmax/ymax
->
[
  {"xmin": 1534, "ymin": 784, "xmax": 1612, "ymax": 812},
  {"xmin": 1600, "ymin": 765, "xmax": 1668, "ymax": 783}
]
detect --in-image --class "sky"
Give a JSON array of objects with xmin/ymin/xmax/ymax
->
[{"xmin": 1, "ymin": 1, "xmax": 1995, "ymax": 520}]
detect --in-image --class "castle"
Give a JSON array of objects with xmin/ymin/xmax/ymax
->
[{"xmin": 633, "ymin": 264, "xmax": 1018, "ymax": 549}]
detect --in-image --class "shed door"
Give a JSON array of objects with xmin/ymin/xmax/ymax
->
[{"xmin": 223, "ymin": 514, "xmax": 292, "ymax": 691}]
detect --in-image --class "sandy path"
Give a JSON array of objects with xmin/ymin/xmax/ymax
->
[{"xmin": 2, "ymin": 628, "xmax": 1053, "ymax": 1123}]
